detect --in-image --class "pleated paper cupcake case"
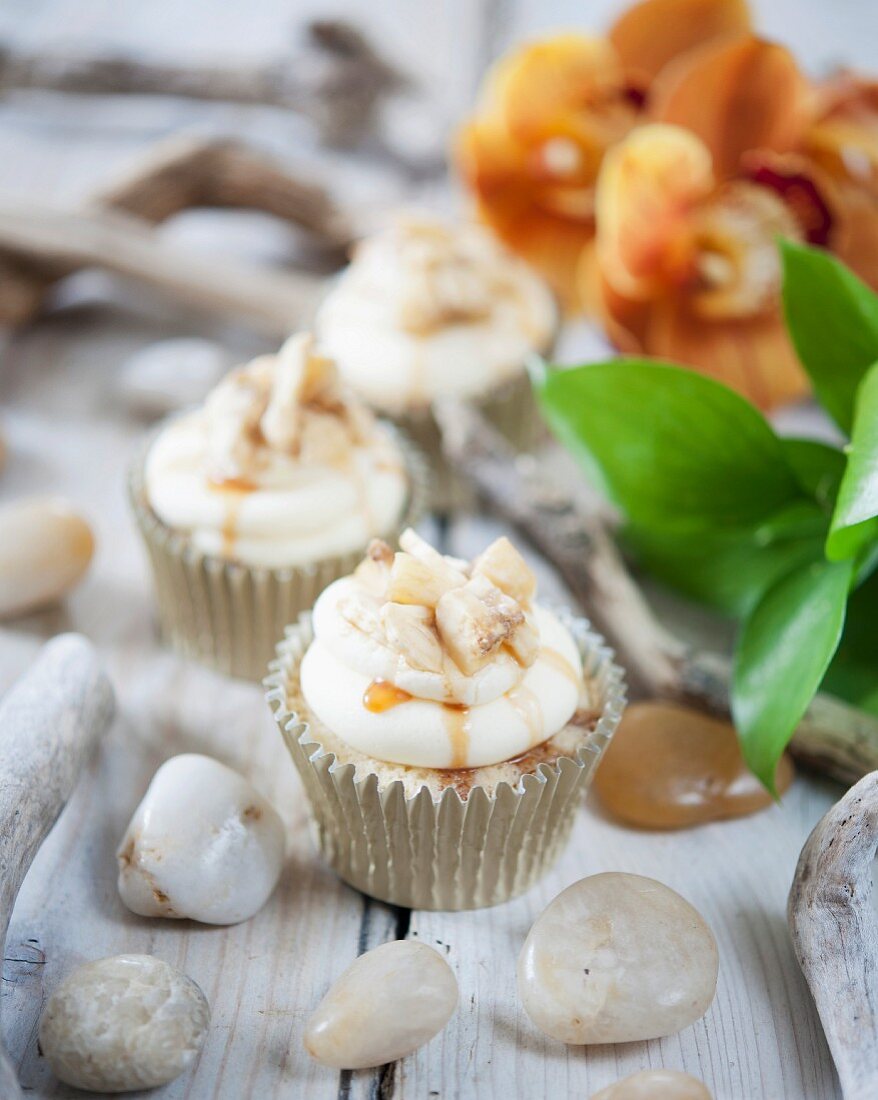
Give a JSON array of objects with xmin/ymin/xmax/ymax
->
[
  {"xmin": 129, "ymin": 424, "xmax": 430, "ymax": 681},
  {"xmin": 265, "ymin": 610, "xmax": 626, "ymax": 910}
]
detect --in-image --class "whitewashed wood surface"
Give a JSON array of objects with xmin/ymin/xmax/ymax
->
[{"xmin": 1, "ymin": 1, "xmax": 874, "ymax": 1097}]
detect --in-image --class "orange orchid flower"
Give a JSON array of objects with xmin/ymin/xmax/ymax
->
[
  {"xmin": 800, "ymin": 72, "xmax": 878, "ymax": 289},
  {"xmin": 455, "ymin": 0, "xmax": 752, "ymax": 306},
  {"xmin": 589, "ymin": 124, "xmax": 808, "ymax": 410},
  {"xmin": 457, "ymin": 33, "xmax": 637, "ymax": 306}
]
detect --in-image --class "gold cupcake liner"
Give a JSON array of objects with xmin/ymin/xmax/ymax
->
[
  {"xmin": 265, "ymin": 611, "xmax": 626, "ymax": 910},
  {"xmin": 128, "ymin": 426, "xmax": 430, "ymax": 681}
]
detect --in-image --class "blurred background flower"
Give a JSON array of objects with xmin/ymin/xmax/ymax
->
[{"xmin": 456, "ymin": 0, "xmax": 878, "ymax": 409}]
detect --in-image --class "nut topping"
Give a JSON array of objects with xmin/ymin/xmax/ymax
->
[
  {"xmin": 472, "ymin": 536, "xmax": 536, "ymax": 605},
  {"xmin": 381, "ymin": 602, "xmax": 444, "ymax": 673},
  {"xmin": 435, "ymin": 574, "xmax": 525, "ymax": 675},
  {"xmin": 204, "ymin": 331, "xmax": 375, "ymax": 480},
  {"xmin": 347, "ymin": 530, "xmax": 541, "ymax": 678},
  {"xmin": 386, "ymin": 550, "xmax": 467, "ymax": 608},
  {"xmin": 353, "ymin": 538, "xmax": 394, "ymax": 597}
]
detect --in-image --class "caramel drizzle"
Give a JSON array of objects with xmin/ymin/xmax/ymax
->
[
  {"xmin": 442, "ymin": 703, "xmax": 471, "ymax": 769},
  {"xmin": 207, "ymin": 476, "xmax": 257, "ymax": 558},
  {"xmin": 507, "ymin": 684, "xmax": 543, "ymax": 747},
  {"xmin": 539, "ymin": 646, "xmax": 579, "ymax": 685},
  {"xmin": 363, "ymin": 679, "xmax": 413, "ymax": 713}
]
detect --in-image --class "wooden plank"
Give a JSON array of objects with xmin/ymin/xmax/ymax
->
[
  {"xmin": 386, "ymin": 520, "xmax": 843, "ymax": 1099},
  {"xmin": 0, "ymin": 1, "xmax": 867, "ymax": 1096}
]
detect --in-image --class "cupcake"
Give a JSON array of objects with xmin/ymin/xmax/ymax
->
[
  {"xmin": 266, "ymin": 529, "xmax": 625, "ymax": 910},
  {"xmin": 315, "ymin": 214, "xmax": 558, "ymax": 509},
  {"xmin": 130, "ymin": 333, "xmax": 427, "ymax": 680}
]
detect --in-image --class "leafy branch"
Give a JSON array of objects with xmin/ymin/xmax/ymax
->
[{"xmin": 533, "ymin": 241, "xmax": 878, "ymax": 792}]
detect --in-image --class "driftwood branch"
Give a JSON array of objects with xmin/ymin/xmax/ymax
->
[
  {"xmin": 0, "ymin": 203, "xmax": 327, "ymax": 335},
  {"xmin": 95, "ymin": 136, "xmax": 351, "ymax": 244},
  {"xmin": 435, "ymin": 398, "xmax": 878, "ymax": 783},
  {"xmin": 788, "ymin": 771, "xmax": 878, "ymax": 1099},
  {"xmin": 0, "ymin": 135, "xmax": 348, "ymax": 328},
  {"xmin": 0, "ymin": 20, "xmax": 406, "ymax": 146},
  {"xmin": 0, "ymin": 634, "xmax": 115, "ymax": 1098}
]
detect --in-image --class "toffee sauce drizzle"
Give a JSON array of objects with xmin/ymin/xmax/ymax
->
[{"xmin": 360, "ymin": 644, "xmax": 579, "ymax": 769}]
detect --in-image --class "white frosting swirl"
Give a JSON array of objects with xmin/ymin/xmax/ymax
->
[
  {"xmin": 301, "ymin": 575, "xmax": 583, "ymax": 769},
  {"xmin": 144, "ymin": 334, "xmax": 408, "ymax": 568},
  {"xmin": 315, "ymin": 215, "xmax": 557, "ymax": 413}
]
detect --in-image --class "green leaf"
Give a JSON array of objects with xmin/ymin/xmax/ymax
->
[
  {"xmin": 781, "ymin": 240, "xmax": 878, "ymax": 433},
  {"xmin": 821, "ymin": 570, "xmax": 878, "ymax": 715},
  {"xmin": 827, "ymin": 362, "xmax": 878, "ymax": 560},
  {"xmin": 823, "ymin": 569, "xmax": 878, "ymax": 712},
  {"xmin": 533, "ymin": 359, "xmax": 801, "ymax": 530},
  {"xmin": 732, "ymin": 558, "xmax": 853, "ymax": 793},
  {"xmin": 780, "ymin": 438, "xmax": 846, "ymax": 512},
  {"xmin": 626, "ymin": 502, "xmax": 827, "ymax": 616}
]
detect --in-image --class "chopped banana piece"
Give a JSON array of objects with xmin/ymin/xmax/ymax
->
[
  {"xmin": 386, "ymin": 551, "xmax": 467, "ymax": 608},
  {"xmin": 435, "ymin": 574, "xmax": 525, "ymax": 675},
  {"xmin": 506, "ymin": 614, "xmax": 540, "ymax": 668},
  {"xmin": 338, "ymin": 591, "xmax": 383, "ymax": 639},
  {"xmin": 472, "ymin": 536, "xmax": 536, "ymax": 605},
  {"xmin": 299, "ymin": 410, "xmax": 352, "ymax": 466},
  {"xmin": 381, "ymin": 603, "xmax": 444, "ymax": 673},
  {"xmin": 354, "ymin": 539, "xmax": 394, "ymax": 597},
  {"xmin": 399, "ymin": 528, "xmax": 471, "ymax": 578}
]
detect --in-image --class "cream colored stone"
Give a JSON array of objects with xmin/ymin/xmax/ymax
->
[
  {"xmin": 117, "ymin": 754, "xmax": 285, "ymax": 926},
  {"xmin": 518, "ymin": 873, "xmax": 718, "ymax": 1044},
  {"xmin": 591, "ymin": 1070, "xmax": 713, "ymax": 1099},
  {"xmin": 304, "ymin": 941, "xmax": 457, "ymax": 1069},
  {"xmin": 39, "ymin": 954, "xmax": 209, "ymax": 1092},
  {"xmin": 0, "ymin": 498, "xmax": 94, "ymax": 619}
]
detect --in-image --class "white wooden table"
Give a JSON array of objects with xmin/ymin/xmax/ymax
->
[{"xmin": 1, "ymin": 2, "xmax": 872, "ymax": 1096}]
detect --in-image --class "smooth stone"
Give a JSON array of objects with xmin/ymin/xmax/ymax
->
[
  {"xmin": 39, "ymin": 954, "xmax": 210, "ymax": 1092},
  {"xmin": 0, "ymin": 497, "xmax": 94, "ymax": 619},
  {"xmin": 594, "ymin": 701, "xmax": 794, "ymax": 828},
  {"xmin": 305, "ymin": 940, "xmax": 458, "ymax": 1068},
  {"xmin": 117, "ymin": 754, "xmax": 286, "ymax": 925},
  {"xmin": 117, "ymin": 337, "xmax": 232, "ymax": 418},
  {"xmin": 518, "ymin": 873, "xmax": 718, "ymax": 1044},
  {"xmin": 591, "ymin": 1069, "xmax": 713, "ymax": 1099}
]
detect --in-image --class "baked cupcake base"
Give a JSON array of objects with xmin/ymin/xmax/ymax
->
[
  {"xmin": 129, "ymin": 427, "xmax": 429, "ymax": 682},
  {"xmin": 265, "ymin": 610, "xmax": 626, "ymax": 910}
]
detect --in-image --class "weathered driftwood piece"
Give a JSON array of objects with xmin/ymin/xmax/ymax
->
[
  {"xmin": 0, "ymin": 136, "xmax": 348, "ymax": 327},
  {"xmin": 0, "ymin": 203, "xmax": 326, "ymax": 335},
  {"xmin": 788, "ymin": 772, "xmax": 878, "ymax": 1099},
  {"xmin": 0, "ymin": 20, "xmax": 405, "ymax": 146},
  {"xmin": 94, "ymin": 136, "xmax": 351, "ymax": 245},
  {"xmin": 0, "ymin": 633, "xmax": 115, "ymax": 1099},
  {"xmin": 434, "ymin": 398, "xmax": 878, "ymax": 783}
]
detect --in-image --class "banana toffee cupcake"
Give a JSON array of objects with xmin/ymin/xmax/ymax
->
[
  {"xmin": 315, "ymin": 214, "xmax": 558, "ymax": 509},
  {"xmin": 130, "ymin": 333, "xmax": 427, "ymax": 680},
  {"xmin": 266, "ymin": 529, "xmax": 625, "ymax": 910}
]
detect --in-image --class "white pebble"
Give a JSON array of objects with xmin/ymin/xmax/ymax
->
[
  {"xmin": 0, "ymin": 497, "xmax": 94, "ymax": 619},
  {"xmin": 117, "ymin": 337, "xmax": 232, "ymax": 417},
  {"xmin": 305, "ymin": 940, "xmax": 458, "ymax": 1068},
  {"xmin": 117, "ymin": 754, "xmax": 285, "ymax": 925},
  {"xmin": 591, "ymin": 1069, "xmax": 713, "ymax": 1099},
  {"xmin": 39, "ymin": 954, "xmax": 209, "ymax": 1093},
  {"xmin": 518, "ymin": 873, "xmax": 718, "ymax": 1044}
]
